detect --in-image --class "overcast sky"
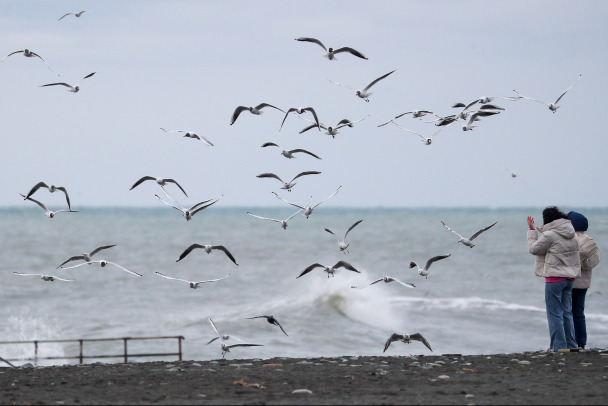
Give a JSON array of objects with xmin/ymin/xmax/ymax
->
[{"xmin": 1, "ymin": 1, "xmax": 607, "ymax": 209}]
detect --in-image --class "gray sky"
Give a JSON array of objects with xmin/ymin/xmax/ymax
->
[{"xmin": 1, "ymin": 0, "xmax": 607, "ymax": 209}]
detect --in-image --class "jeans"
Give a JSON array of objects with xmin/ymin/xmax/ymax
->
[
  {"xmin": 545, "ymin": 279, "xmax": 577, "ymax": 351},
  {"xmin": 572, "ymin": 288, "xmax": 588, "ymax": 347}
]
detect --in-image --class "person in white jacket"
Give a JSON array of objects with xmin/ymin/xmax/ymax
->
[
  {"xmin": 568, "ymin": 211, "xmax": 601, "ymax": 349},
  {"xmin": 527, "ymin": 206, "xmax": 580, "ymax": 352}
]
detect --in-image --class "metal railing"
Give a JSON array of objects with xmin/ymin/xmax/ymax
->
[{"xmin": 0, "ymin": 335, "xmax": 184, "ymax": 366}]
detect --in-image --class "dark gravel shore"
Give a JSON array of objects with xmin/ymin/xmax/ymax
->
[{"xmin": 1, "ymin": 349, "xmax": 607, "ymax": 405}]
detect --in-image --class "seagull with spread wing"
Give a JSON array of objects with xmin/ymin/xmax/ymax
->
[
  {"xmin": 230, "ymin": 103, "xmax": 285, "ymax": 125},
  {"xmin": 383, "ymin": 332, "xmax": 433, "ymax": 353},
  {"xmin": 329, "ymin": 70, "xmax": 396, "ymax": 102},
  {"xmin": 20, "ymin": 193, "xmax": 78, "ymax": 218},
  {"xmin": 40, "ymin": 72, "xmax": 95, "ymax": 93},
  {"xmin": 57, "ymin": 244, "xmax": 117, "ymax": 268},
  {"xmin": 61, "ymin": 260, "xmax": 142, "ymax": 277},
  {"xmin": 272, "ymin": 186, "xmax": 341, "ymax": 218},
  {"xmin": 325, "ymin": 219, "xmax": 363, "ymax": 253},
  {"xmin": 0, "ymin": 48, "xmax": 58, "ymax": 74},
  {"xmin": 261, "ymin": 142, "xmax": 321, "ymax": 160},
  {"xmin": 23, "ymin": 182, "xmax": 72, "ymax": 210},
  {"xmin": 207, "ymin": 318, "xmax": 263, "ymax": 358},
  {"xmin": 351, "ymin": 276, "xmax": 416, "ymax": 290},
  {"xmin": 247, "ymin": 315, "xmax": 288, "ymax": 336},
  {"xmin": 256, "ymin": 171, "xmax": 321, "ymax": 192},
  {"xmin": 297, "ymin": 261, "xmax": 360, "ymax": 278},
  {"xmin": 513, "ymin": 74, "xmax": 582, "ymax": 113},
  {"xmin": 155, "ymin": 272, "xmax": 230, "ymax": 289},
  {"xmin": 13, "ymin": 272, "xmax": 74, "ymax": 282},
  {"xmin": 295, "ymin": 37, "xmax": 368, "ymax": 60},
  {"xmin": 176, "ymin": 243, "xmax": 238, "ymax": 266},
  {"xmin": 441, "ymin": 221, "xmax": 498, "ymax": 248},
  {"xmin": 246, "ymin": 209, "xmax": 302, "ymax": 230},
  {"xmin": 408, "ymin": 254, "xmax": 451, "ymax": 278},
  {"xmin": 160, "ymin": 128, "xmax": 214, "ymax": 146}
]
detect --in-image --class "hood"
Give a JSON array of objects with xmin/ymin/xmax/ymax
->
[{"xmin": 540, "ymin": 218, "xmax": 576, "ymax": 239}]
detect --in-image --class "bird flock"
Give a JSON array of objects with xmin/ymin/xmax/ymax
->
[{"xmin": 5, "ymin": 10, "xmax": 584, "ymax": 358}]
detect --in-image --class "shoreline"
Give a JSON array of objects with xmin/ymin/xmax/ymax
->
[{"xmin": 1, "ymin": 349, "xmax": 607, "ymax": 405}]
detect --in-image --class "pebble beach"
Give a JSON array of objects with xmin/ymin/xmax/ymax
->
[{"xmin": 2, "ymin": 349, "xmax": 607, "ymax": 405}]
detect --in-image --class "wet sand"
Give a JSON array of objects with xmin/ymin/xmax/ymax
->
[{"xmin": 1, "ymin": 349, "xmax": 607, "ymax": 405}]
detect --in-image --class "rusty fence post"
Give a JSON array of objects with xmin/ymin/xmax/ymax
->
[
  {"xmin": 178, "ymin": 336, "xmax": 183, "ymax": 361},
  {"xmin": 34, "ymin": 341, "xmax": 38, "ymax": 366},
  {"xmin": 79, "ymin": 340, "xmax": 84, "ymax": 364},
  {"xmin": 123, "ymin": 338, "xmax": 128, "ymax": 363}
]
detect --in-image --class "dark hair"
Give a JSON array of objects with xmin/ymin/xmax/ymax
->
[{"xmin": 542, "ymin": 206, "xmax": 570, "ymax": 225}]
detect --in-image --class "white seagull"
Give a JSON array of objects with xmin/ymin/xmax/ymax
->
[
  {"xmin": 20, "ymin": 194, "xmax": 78, "ymax": 218},
  {"xmin": 155, "ymin": 194, "xmax": 220, "ymax": 221},
  {"xmin": 379, "ymin": 120, "xmax": 433, "ymax": 145},
  {"xmin": 57, "ymin": 244, "xmax": 117, "ymax": 268},
  {"xmin": 247, "ymin": 315, "xmax": 288, "ymax": 336},
  {"xmin": 325, "ymin": 219, "xmax": 363, "ymax": 253},
  {"xmin": 261, "ymin": 142, "xmax": 321, "ymax": 160},
  {"xmin": 0, "ymin": 48, "xmax": 58, "ymax": 74},
  {"xmin": 351, "ymin": 276, "xmax": 416, "ymax": 289},
  {"xmin": 408, "ymin": 254, "xmax": 451, "ymax": 278},
  {"xmin": 384, "ymin": 332, "xmax": 433, "ymax": 353},
  {"xmin": 294, "ymin": 37, "xmax": 368, "ymax": 60},
  {"xmin": 207, "ymin": 318, "xmax": 263, "ymax": 358},
  {"xmin": 513, "ymin": 74, "xmax": 582, "ymax": 113},
  {"xmin": 462, "ymin": 109, "xmax": 501, "ymax": 131},
  {"xmin": 230, "ymin": 103, "xmax": 285, "ymax": 125},
  {"xmin": 246, "ymin": 209, "xmax": 302, "ymax": 230},
  {"xmin": 256, "ymin": 171, "xmax": 321, "ymax": 192},
  {"xmin": 176, "ymin": 243, "xmax": 238, "ymax": 266},
  {"xmin": 61, "ymin": 260, "xmax": 142, "ymax": 277},
  {"xmin": 280, "ymin": 107, "xmax": 321, "ymax": 132},
  {"xmin": 40, "ymin": 72, "xmax": 96, "ymax": 93},
  {"xmin": 441, "ymin": 220, "xmax": 498, "ymax": 248},
  {"xmin": 160, "ymin": 128, "xmax": 214, "ymax": 146},
  {"xmin": 378, "ymin": 110, "xmax": 435, "ymax": 127},
  {"xmin": 298, "ymin": 116, "xmax": 368, "ymax": 138},
  {"xmin": 58, "ymin": 10, "xmax": 87, "ymax": 21},
  {"xmin": 329, "ymin": 69, "xmax": 396, "ymax": 102},
  {"xmin": 13, "ymin": 272, "xmax": 74, "ymax": 282},
  {"xmin": 130, "ymin": 176, "xmax": 189, "ymax": 197},
  {"xmin": 23, "ymin": 182, "xmax": 72, "ymax": 210},
  {"xmin": 272, "ymin": 186, "xmax": 341, "ymax": 218},
  {"xmin": 297, "ymin": 261, "xmax": 360, "ymax": 278},
  {"xmin": 155, "ymin": 272, "xmax": 230, "ymax": 289}
]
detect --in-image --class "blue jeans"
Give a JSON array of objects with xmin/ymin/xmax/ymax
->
[
  {"xmin": 572, "ymin": 288, "xmax": 588, "ymax": 347},
  {"xmin": 545, "ymin": 279, "xmax": 577, "ymax": 351}
]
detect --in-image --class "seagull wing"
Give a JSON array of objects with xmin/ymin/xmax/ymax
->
[
  {"xmin": 328, "ymin": 79, "xmax": 356, "ymax": 91},
  {"xmin": 362, "ymin": 70, "xmax": 396, "ymax": 93},
  {"xmin": 273, "ymin": 319, "xmax": 288, "ymax": 336},
  {"xmin": 24, "ymin": 181, "xmax": 50, "ymax": 199},
  {"xmin": 160, "ymin": 128, "xmax": 184, "ymax": 133},
  {"xmin": 58, "ymin": 12, "xmax": 73, "ymax": 21},
  {"xmin": 14, "ymin": 272, "xmax": 44, "ymax": 277},
  {"xmin": 208, "ymin": 318, "xmax": 222, "ymax": 341},
  {"xmin": 81, "ymin": 72, "xmax": 96, "ymax": 81},
  {"xmin": 190, "ymin": 199, "xmax": 220, "ymax": 216},
  {"xmin": 193, "ymin": 134, "xmax": 214, "ymax": 146},
  {"xmin": 441, "ymin": 221, "xmax": 465, "ymax": 239},
  {"xmin": 54, "ymin": 186, "xmax": 71, "ymax": 210},
  {"xmin": 351, "ymin": 278, "xmax": 384, "ymax": 289},
  {"xmin": 290, "ymin": 171, "xmax": 321, "ymax": 183},
  {"xmin": 279, "ymin": 108, "xmax": 298, "ymax": 131},
  {"xmin": 230, "ymin": 106, "xmax": 249, "ymax": 125},
  {"xmin": 554, "ymin": 74, "xmax": 582, "ymax": 105},
  {"xmin": 163, "ymin": 179, "xmax": 188, "ymax": 197},
  {"xmin": 289, "ymin": 149, "xmax": 322, "ymax": 160},
  {"xmin": 271, "ymin": 192, "xmax": 304, "ymax": 210},
  {"xmin": 59, "ymin": 262, "xmax": 91, "ymax": 270},
  {"xmin": 334, "ymin": 260, "xmax": 360, "ymax": 273},
  {"xmin": 40, "ymin": 82, "xmax": 73, "ymax": 88},
  {"xmin": 193, "ymin": 274, "xmax": 230, "ymax": 284},
  {"xmin": 298, "ymin": 123, "xmax": 322, "ymax": 134},
  {"xmin": 294, "ymin": 37, "xmax": 327, "ymax": 51},
  {"xmin": 56, "ymin": 255, "xmax": 85, "ymax": 268},
  {"xmin": 285, "ymin": 209, "xmax": 303, "ymax": 222},
  {"xmin": 386, "ymin": 277, "xmax": 416, "ymax": 288},
  {"xmin": 469, "ymin": 221, "xmax": 498, "ymax": 241},
  {"xmin": 104, "ymin": 261, "xmax": 142, "ymax": 277},
  {"xmin": 333, "ymin": 47, "xmax": 368, "ymax": 60},
  {"xmin": 225, "ymin": 343, "xmax": 264, "ymax": 349},
  {"xmin": 257, "ymin": 173, "xmax": 284, "ymax": 183},
  {"xmin": 261, "ymin": 142, "xmax": 280, "ymax": 148},
  {"xmin": 255, "ymin": 103, "xmax": 285, "ymax": 113},
  {"xmin": 155, "ymin": 194, "xmax": 184, "ymax": 213},
  {"xmin": 410, "ymin": 333, "xmax": 433, "ymax": 352},
  {"xmin": 247, "ymin": 212, "xmax": 280, "ymax": 223},
  {"xmin": 0, "ymin": 50, "xmax": 24, "ymax": 62},
  {"xmin": 512, "ymin": 90, "xmax": 548, "ymax": 106},
  {"xmin": 302, "ymin": 107, "xmax": 321, "ymax": 130},
  {"xmin": 390, "ymin": 121, "xmax": 428, "ymax": 142},
  {"xmin": 424, "ymin": 254, "xmax": 451, "ymax": 271},
  {"xmin": 297, "ymin": 263, "xmax": 324, "ymax": 278},
  {"xmin": 20, "ymin": 193, "xmax": 48, "ymax": 211},
  {"xmin": 312, "ymin": 185, "xmax": 341, "ymax": 209},
  {"xmin": 51, "ymin": 276, "xmax": 75, "ymax": 282},
  {"xmin": 211, "ymin": 246, "xmax": 238, "ymax": 266},
  {"xmin": 129, "ymin": 176, "xmax": 156, "ymax": 190},
  {"xmin": 383, "ymin": 333, "xmax": 403, "ymax": 352},
  {"xmin": 344, "ymin": 219, "xmax": 363, "ymax": 239},
  {"xmin": 176, "ymin": 244, "xmax": 205, "ymax": 262},
  {"xmin": 89, "ymin": 244, "xmax": 117, "ymax": 257},
  {"xmin": 155, "ymin": 272, "xmax": 191, "ymax": 283}
]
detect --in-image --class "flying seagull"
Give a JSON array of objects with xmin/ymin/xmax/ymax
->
[
  {"xmin": 58, "ymin": 10, "xmax": 87, "ymax": 21},
  {"xmin": 325, "ymin": 219, "xmax": 363, "ymax": 253},
  {"xmin": 56, "ymin": 244, "xmax": 117, "ymax": 268},
  {"xmin": 329, "ymin": 70, "xmax": 396, "ymax": 102},
  {"xmin": 256, "ymin": 171, "xmax": 321, "ymax": 192},
  {"xmin": 155, "ymin": 194, "xmax": 220, "ymax": 221},
  {"xmin": 383, "ymin": 332, "xmax": 433, "ymax": 353},
  {"xmin": 298, "ymin": 116, "xmax": 368, "ymax": 138},
  {"xmin": 247, "ymin": 315, "xmax": 288, "ymax": 336},
  {"xmin": 23, "ymin": 182, "xmax": 72, "ymax": 210},
  {"xmin": 246, "ymin": 209, "xmax": 302, "ymax": 230},
  {"xmin": 461, "ymin": 110, "xmax": 501, "ymax": 131},
  {"xmin": 20, "ymin": 193, "xmax": 78, "ymax": 218},
  {"xmin": 40, "ymin": 72, "xmax": 96, "ymax": 93},
  {"xmin": 160, "ymin": 128, "xmax": 214, "ymax": 146},
  {"xmin": 408, "ymin": 254, "xmax": 451, "ymax": 278},
  {"xmin": 351, "ymin": 276, "xmax": 416, "ymax": 289},
  {"xmin": 0, "ymin": 48, "xmax": 58, "ymax": 74},
  {"xmin": 280, "ymin": 107, "xmax": 321, "ymax": 132},
  {"xmin": 130, "ymin": 176, "xmax": 189, "ymax": 197},
  {"xmin": 61, "ymin": 259, "xmax": 142, "ymax": 277},
  {"xmin": 261, "ymin": 142, "xmax": 321, "ymax": 160},
  {"xmin": 441, "ymin": 220, "xmax": 498, "ymax": 248},
  {"xmin": 379, "ymin": 120, "xmax": 433, "ymax": 145},
  {"xmin": 176, "ymin": 244, "xmax": 238, "ymax": 266},
  {"xmin": 513, "ymin": 74, "xmax": 582, "ymax": 113},
  {"xmin": 297, "ymin": 261, "xmax": 360, "ymax": 278},
  {"xmin": 272, "ymin": 185, "xmax": 341, "ymax": 218},
  {"xmin": 294, "ymin": 37, "xmax": 368, "ymax": 60},
  {"xmin": 155, "ymin": 272, "xmax": 230, "ymax": 289},
  {"xmin": 13, "ymin": 272, "xmax": 74, "ymax": 282},
  {"xmin": 207, "ymin": 318, "xmax": 263, "ymax": 357},
  {"xmin": 230, "ymin": 103, "xmax": 285, "ymax": 125}
]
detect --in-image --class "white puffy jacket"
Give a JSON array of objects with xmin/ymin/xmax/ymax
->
[{"xmin": 527, "ymin": 218, "xmax": 581, "ymax": 278}]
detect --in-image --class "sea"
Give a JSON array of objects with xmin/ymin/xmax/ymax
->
[{"xmin": 1, "ymin": 206, "xmax": 607, "ymax": 366}]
